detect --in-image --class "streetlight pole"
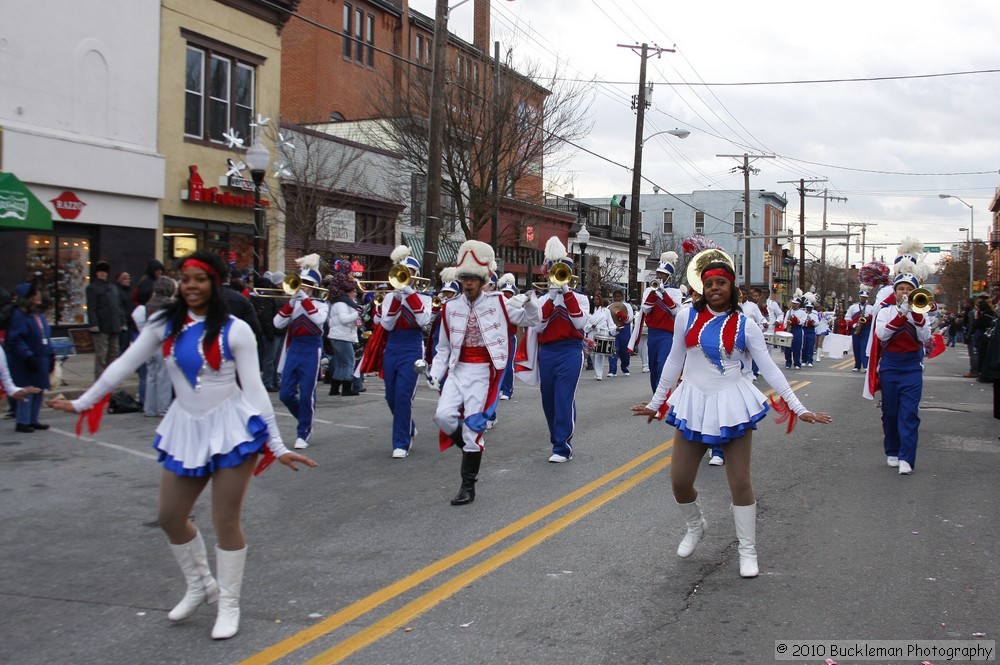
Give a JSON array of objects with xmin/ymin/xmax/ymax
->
[
  {"xmin": 940, "ymin": 194, "xmax": 974, "ymax": 298},
  {"xmin": 246, "ymin": 139, "xmax": 270, "ymax": 278},
  {"xmin": 576, "ymin": 224, "xmax": 590, "ymax": 288}
]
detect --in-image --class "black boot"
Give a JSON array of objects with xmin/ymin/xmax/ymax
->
[
  {"xmin": 328, "ymin": 380, "xmax": 341, "ymax": 396},
  {"xmin": 449, "ymin": 425, "xmax": 464, "ymax": 449},
  {"xmin": 341, "ymin": 380, "xmax": 360, "ymax": 396},
  {"xmin": 450, "ymin": 450, "xmax": 482, "ymax": 506}
]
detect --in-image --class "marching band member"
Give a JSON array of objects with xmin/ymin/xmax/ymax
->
[
  {"xmin": 783, "ymin": 293, "xmax": 806, "ymax": 369},
  {"xmin": 801, "ymin": 293, "xmax": 819, "ymax": 367},
  {"xmin": 497, "ymin": 273, "xmax": 519, "ymax": 400},
  {"xmin": 846, "ymin": 288, "xmax": 873, "ymax": 371},
  {"xmin": 516, "ymin": 237, "xmax": 588, "ymax": 463},
  {"xmin": 273, "ymin": 254, "xmax": 327, "ymax": 450},
  {"xmin": 586, "ymin": 295, "xmax": 616, "ymax": 381},
  {"xmin": 629, "ymin": 251, "xmax": 683, "ymax": 391},
  {"xmin": 873, "ymin": 268, "xmax": 931, "ymax": 475},
  {"xmin": 50, "ymin": 251, "xmax": 315, "ymax": 640},
  {"xmin": 740, "ymin": 287, "xmax": 766, "ymax": 380},
  {"xmin": 430, "ymin": 241, "xmax": 540, "ymax": 505},
  {"xmin": 631, "ymin": 250, "xmax": 831, "ymax": 578},
  {"xmin": 608, "ymin": 290, "xmax": 634, "ymax": 377},
  {"xmin": 814, "ymin": 305, "xmax": 831, "ymax": 362},
  {"xmin": 380, "ymin": 245, "xmax": 431, "ymax": 458},
  {"xmin": 428, "ymin": 267, "xmax": 461, "ymax": 368}
]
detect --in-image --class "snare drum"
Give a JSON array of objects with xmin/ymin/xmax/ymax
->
[
  {"xmin": 594, "ymin": 335, "xmax": 617, "ymax": 356},
  {"xmin": 773, "ymin": 331, "xmax": 793, "ymax": 348}
]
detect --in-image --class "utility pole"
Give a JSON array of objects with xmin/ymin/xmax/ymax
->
[
  {"xmin": 718, "ymin": 153, "xmax": 774, "ymax": 291},
  {"xmin": 490, "ymin": 40, "xmax": 501, "ymax": 252},
  {"xmin": 619, "ymin": 42, "xmax": 673, "ymax": 302},
  {"xmin": 423, "ymin": 0, "xmax": 450, "ymax": 276},
  {"xmin": 778, "ymin": 178, "xmax": 826, "ymax": 293},
  {"xmin": 804, "ymin": 188, "xmax": 847, "ymax": 296}
]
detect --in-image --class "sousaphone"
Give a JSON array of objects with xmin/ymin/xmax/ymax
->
[{"xmin": 685, "ymin": 248, "xmax": 736, "ymax": 295}]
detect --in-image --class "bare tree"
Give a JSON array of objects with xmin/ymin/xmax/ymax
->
[
  {"xmin": 264, "ymin": 122, "xmax": 406, "ymax": 268},
  {"xmin": 938, "ymin": 241, "xmax": 989, "ymax": 308},
  {"xmin": 369, "ymin": 49, "xmax": 592, "ymax": 241}
]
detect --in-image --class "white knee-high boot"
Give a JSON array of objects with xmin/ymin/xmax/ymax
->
[
  {"xmin": 212, "ymin": 546, "xmax": 247, "ymax": 640},
  {"xmin": 731, "ymin": 503, "xmax": 758, "ymax": 578},
  {"xmin": 167, "ymin": 530, "xmax": 219, "ymax": 621},
  {"xmin": 676, "ymin": 499, "xmax": 707, "ymax": 558}
]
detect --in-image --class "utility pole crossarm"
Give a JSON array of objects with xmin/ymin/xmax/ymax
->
[{"xmin": 718, "ymin": 154, "xmax": 774, "ymax": 289}]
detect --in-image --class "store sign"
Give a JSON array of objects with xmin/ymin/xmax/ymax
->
[
  {"xmin": 182, "ymin": 165, "xmax": 269, "ymax": 210},
  {"xmin": 51, "ymin": 191, "xmax": 87, "ymax": 220},
  {"xmin": 224, "ymin": 174, "xmax": 270, "ymax": 195},
  {"xmin": 0, "ymin": 172, "xmax": 53, "ymax": 230}
]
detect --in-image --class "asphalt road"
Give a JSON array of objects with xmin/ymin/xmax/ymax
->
[{"xmin": 1, "ymin": 344, "xmax": 997, "ymax": 665}]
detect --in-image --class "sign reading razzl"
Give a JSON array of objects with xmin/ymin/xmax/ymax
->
[
  {"xmin": 182, "ymin": 165, "xmax": 270, "ymax": 209},
  {"xmin": 51, "ymin": 191, "xmax": 87, "ymax": 220}
]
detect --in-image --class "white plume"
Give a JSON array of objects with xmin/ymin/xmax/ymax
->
[
  {"xmin": 497, "ymin": 272, "xmax": 516, "ymax": 289},
  {"xmin": 390, "ymin": 245, "xmax": 412, "ymax": 263},
  {"xmin": 295, "ymin": 253, "xmax": 321, "ymax": 271},
  {"xmin": 544, "ymin": 236, "xmax": 568, "ymax": 263},
  {"xmin": 439, "ymin": 267, "xmax": 457, "ymax": 283},
  {"xmin": 897, "ymin": 236, "xmax": 924, "ymax": 257},
  {"xmin": 660, "ymin": 251, "xmax": 679, "ymax": 265}
]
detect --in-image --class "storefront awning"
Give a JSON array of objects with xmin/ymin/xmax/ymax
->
[
  {"xmin": 0, "ymin": 172, "xmax": 53, "ymax": 231},
  {"xmin": 402, "ymin": 232, "xmax": 463, "ymax": 267}
]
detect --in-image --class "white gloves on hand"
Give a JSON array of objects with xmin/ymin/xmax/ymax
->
[
  {"xmin": 401, "ymin": 285, "xmax": 415, "ymax": 296},
  {"xmin": 427, "ymin": 374, "xmax": 441, "ymax": 391}
]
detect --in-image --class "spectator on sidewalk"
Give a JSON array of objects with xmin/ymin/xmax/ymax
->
[
  {"xmin": 222, "ymin": 268, "xmax": 262, "ymax": 345},
  {"xmin": 252, "ymin": 271, "xmax": 281, "ymax": 392},
  {"xmin": 87, "ymin": 261, "xmax": 126, "ymax": 379},
  {"xmin": 132, "ymin": 276, "xmax": 177, "ymax": 417},
  {"xmin": 6, "ymin": 281, "xmax": 53, "ymax": 432},
  {"xmin": 134, "ymin": 259, "xmax": 165, "ymax": 306}
]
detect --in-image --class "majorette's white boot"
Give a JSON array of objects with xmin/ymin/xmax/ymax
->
[
  {"xmin": 676, "ymin": 499, "xmax": 708, "ymax": 558},
  {"xmin": 167, "ymin": 530, "xmax": 219, "ymax": 621},
  {"xmin": 731, "ymin": 503, "xmax": 759, "ymax": 578},
  {"xmin": 211, "ymin": 546, "xmax": 247, "ymax": 640}
]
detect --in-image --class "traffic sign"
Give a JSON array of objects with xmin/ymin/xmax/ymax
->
[{"xmin": 925, "ymin": 246, "xmax": 941, "ymax": 253}]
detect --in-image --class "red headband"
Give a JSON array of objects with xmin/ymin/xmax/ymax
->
[
  {"xmin": 702, "ymin": 267, "xmax": 735, "ymax": 283},
  {"xmin": 180, "ymin": 258, "xmax": 222, "ymax": 284}
]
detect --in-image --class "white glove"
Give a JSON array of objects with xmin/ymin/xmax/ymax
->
[
  {"xmin": 292, "ymin": 290, "xmax": 307, "ymax": 302},
  {"xmin": 897, "ymin": 300, "xmax": 910, "ymax": 316},
  {"xmin": 401, "ymin": 285, "xmax": 415, "ymax": 296},
  {"xmin": 427, "ymin": 374, "xmax": 441, "ymax": 392}
]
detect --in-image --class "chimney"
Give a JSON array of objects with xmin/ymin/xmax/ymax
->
[{"xmin": 473, "ymin": 0, "xmax": 490, "ymax": 53}]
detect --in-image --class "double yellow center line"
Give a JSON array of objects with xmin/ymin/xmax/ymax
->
[{"xmin": 242, "ymin": 382, "xmax": 808, "ymax": 665}]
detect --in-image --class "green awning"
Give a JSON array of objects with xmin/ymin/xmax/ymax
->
[
  {"xmin": 402, "ymin": 232, "xmax": 463, "ymax": 267},
  {"xmin": 0, "ymin": 173, "xmax": 53, "ymax": 231}
]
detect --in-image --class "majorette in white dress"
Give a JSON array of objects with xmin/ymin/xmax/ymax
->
[
  {"xmin": 646, "ymin": 306, "xmax": 807, "ymax": 444},
  {"xmin": 72, "ymin": 314, "xmax": 288, "ymax": 475}
]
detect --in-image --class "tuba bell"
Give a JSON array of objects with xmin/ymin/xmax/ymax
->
[
  {"xmin": 685, "ymin": 248, "xmax": 735, "ymax": 295},
  {"xmin": 908, "ymin": 287, "xmax": 934, "ymax": 314}
]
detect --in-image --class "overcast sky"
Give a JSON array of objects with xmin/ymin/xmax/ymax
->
[{"xmin": 408, "ymin": 0, "xmax": 1000, "ymax": 265}]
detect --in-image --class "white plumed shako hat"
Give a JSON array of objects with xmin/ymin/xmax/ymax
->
[
  {"xmin": 543, "ymin": 236, "xmax": 573, "ymax": 272},
  {"xmin": 295, "ymin": 253, "xmax": 322, "ymax": 286},
  {"xmin": 391, "ymin": 245, "xmax": 421, "ymax": 275},
  {"xmin": 439, "ymin": 267, "xmax": 459, "ymax": 294},
  {"xmin": 497, "ymin": 272, "xmax": 517, "ymax": 294},
  {"xmin": 454, "ymin": 240, "xmax": 494, "ymax": 279},
  {"xmin": 656, "ymin": 251, "xmax": 679, "ymax": 276}
]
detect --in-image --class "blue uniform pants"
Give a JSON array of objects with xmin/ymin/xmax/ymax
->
[
  {"xmin": 384, "ymin": 328, "xmax": 422, "ymax": 451},
  {"xmin": 538, "ymin": 339, "xmax": 584, "ymax": 458},
  {"xmin": 803, "ymin": 328, "xmax": 816, "ymax": 364},
  {"xmin": 646, "ymin": 328, "xmax": 674, "ymax": 392},
  {"xmin": 852, "ymin": 326, "xmax": 870, "ymax": 369},
  {"xmin": 880, "ymin": 350, "xmax": 923, "ymax": 467},
  {"xmin": 279, "ymin": 339, "xmax": 322, "ymax": 441},
  {"xmin": 609, "ymin": 323, "xmax": 632, "ymax": 375},
  {"xmin": 785, "ymin": 327, "xmax": 803, "ymax": 368},
  {"xmin": 500, "ymin": 334, "xmax": 516, "ymax": 398}
]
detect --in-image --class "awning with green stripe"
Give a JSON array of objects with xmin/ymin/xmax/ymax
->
[
  {"xmin": 402, "ymin": 232, "xmax": 463, "ymax": 268},
  {"xmin": 0, "ymin": 172, "xmax": 53, "ymax": 231}
]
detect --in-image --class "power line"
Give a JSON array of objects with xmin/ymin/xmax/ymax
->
[{"xmin": 549, "ymin": 67, "xmax": 1000, "ymax": 87}]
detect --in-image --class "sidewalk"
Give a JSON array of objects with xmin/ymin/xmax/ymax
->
[{"xmin": 50, "ymin": 353, "xmax": 138, "ymax": 400}]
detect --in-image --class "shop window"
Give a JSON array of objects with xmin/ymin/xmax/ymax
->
[
  {"xmin": 184, "ymin": 42, "xmax": 257, "ymax": 144},
  {"xmin": 26, "ymin": 234, "xmax": 91, "ymax": 326}
]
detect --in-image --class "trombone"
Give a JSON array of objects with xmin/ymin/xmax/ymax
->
[
  {"xmin": 356, "ymin": 264, "xmax": 430, "ymax": 294},
  {"xmin": 253, "ymin": 273, "xmax": 328, "ymax": 298},
  {"xmin": 532, "ymin": 261, "xmax": 579, "ymax": 290}
]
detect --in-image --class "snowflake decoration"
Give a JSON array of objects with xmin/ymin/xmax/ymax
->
[
  {"xmin": 222, "ymin": 128, "xmax": 244, "ymax": 149},
  {"xmin": 273, "ymin": 160, "xmax": 292, "ymax": 178},
  {"xmin": 226, "ymin": 159, "xmax": 246, "ymax": 178},
  {"xmin": 276, "ymin": 132, "xmax": 296, "ymax": 152},
  {"xmin": 250, "ymin": 113, "xmax": 271, "ymax": 129}
]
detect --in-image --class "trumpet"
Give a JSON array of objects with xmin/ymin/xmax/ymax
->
[
  {"xmin": 253, "ymin": 274, "xmax": 328, "ymax": 298},
  {"xmin": 532, "ymin": 261, "xmax": 579, "ymax": 290},
  {"xmin": 908, "ymin": 287, "xmax": 935, "ymax": 314}
]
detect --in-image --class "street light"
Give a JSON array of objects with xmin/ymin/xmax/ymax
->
[
  {"xmin": 246, "ymin": 139, "xmax": 270, "ymax": 278},
  {"xmin": 641, "ymin": 128, "xmax": 691, "ymax": 144},
  {"xmin": 959, "ymin": 226, "xmax": 971, "ymax": 299},
  {"xmin": 576, "ymin": 224, "xmax": 590, "ymax": 285},
  {"xmin": 940, "ymin": 194, "xmax": 974, "ymax": 299}
]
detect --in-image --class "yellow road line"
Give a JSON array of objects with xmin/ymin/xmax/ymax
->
[
  {"xmin": 303, "ymin": 453, "xmax": 674, "ymax": 665},
  {"xmin": 832, "ymin": 358, "xmax": 855, "ymax": 370},
  {"xmin": 240, "ymin": 440, "xmax": 673, "ymax": 665}
]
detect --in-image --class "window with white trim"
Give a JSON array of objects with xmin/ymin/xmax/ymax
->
[
  {"xmin": 184, "ymin": 44, "xmax": 256, "ymax": 144},
  {"xmin": 662, "ymin": 210, "xmax": 673, "ymax": 234},
  {"xmin": 694, "ymin": 211, "xmax": 705, "ymax": 234},
  {"xmin": 734, "ymin": 210, "xmax": 744, "ymax": 234}
]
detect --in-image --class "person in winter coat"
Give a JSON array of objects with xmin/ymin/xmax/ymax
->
[
  {"xmin": 251, "ymin": 272, "xmax": 281, "ymax": 392},
  {"xmin": 87, "ymin": 260, "xmax": 127, "ymax": 379},
  {"xmin": 134, "ymin": 259, "xmax": 165, "ymax": 306},
  {"xmin": 132, "ymin": 276, "xmax": 177, "ymax": 417},
  {"xmin": 325, "ymin": 265, "xmax": 362, "ymax": 397},
  {"xmin": 6, "ymin": 281, "xmax": 54, "ymax": 432}
]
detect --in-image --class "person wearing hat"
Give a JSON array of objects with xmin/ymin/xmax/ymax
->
[
  {"xmin": 273, "ymin": 254, "xmax": 327, "ymax": 450},
  {"xmin": 846, "ymin": 289, "xmax": 874, "ymax": 372},
  {"xmin": 608, "ymin": 290, "xmax": 635, "ymax": 378},
  {"xmin": 782, "ymin": 294, "xmax": 806, "ymax": 369},
  {"xmin": 378, "ymin": 245, "xmax": 431, "ymax": 459},
  {"xmin": 873, "ymin": 270, "xmax": 931, "ymax": 475},
  {"xmin": 801, "ymin": 295, "xmax": 819, "ymax": 367},
  {"xmin": 631, "ymin": 251, "xmax": 831, "ymax": 578},
  {"xmin": 325, "ymin": 261, "xmax": 362, "ymax": 397},
  {"xmin": 516, "ymin": 237, "xmax": 589, "ymax": 463},
  {"xmin": 86, "ymin": 260, "xmax": 127, "ymax": 379},
  {"xmin": 427, "ymin": 267, "xmax": 460, "ymax": 375},
  {"xmin": 496, "ymin": 273, "xmax": 519, "ymax": 400},
  {"xmin": 429, "ymin": 241, "xmax": 540, "ymax": 504},
  {"xmin": 629, "ymin": 252, "xmax": 684, "ymax": 391}
]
